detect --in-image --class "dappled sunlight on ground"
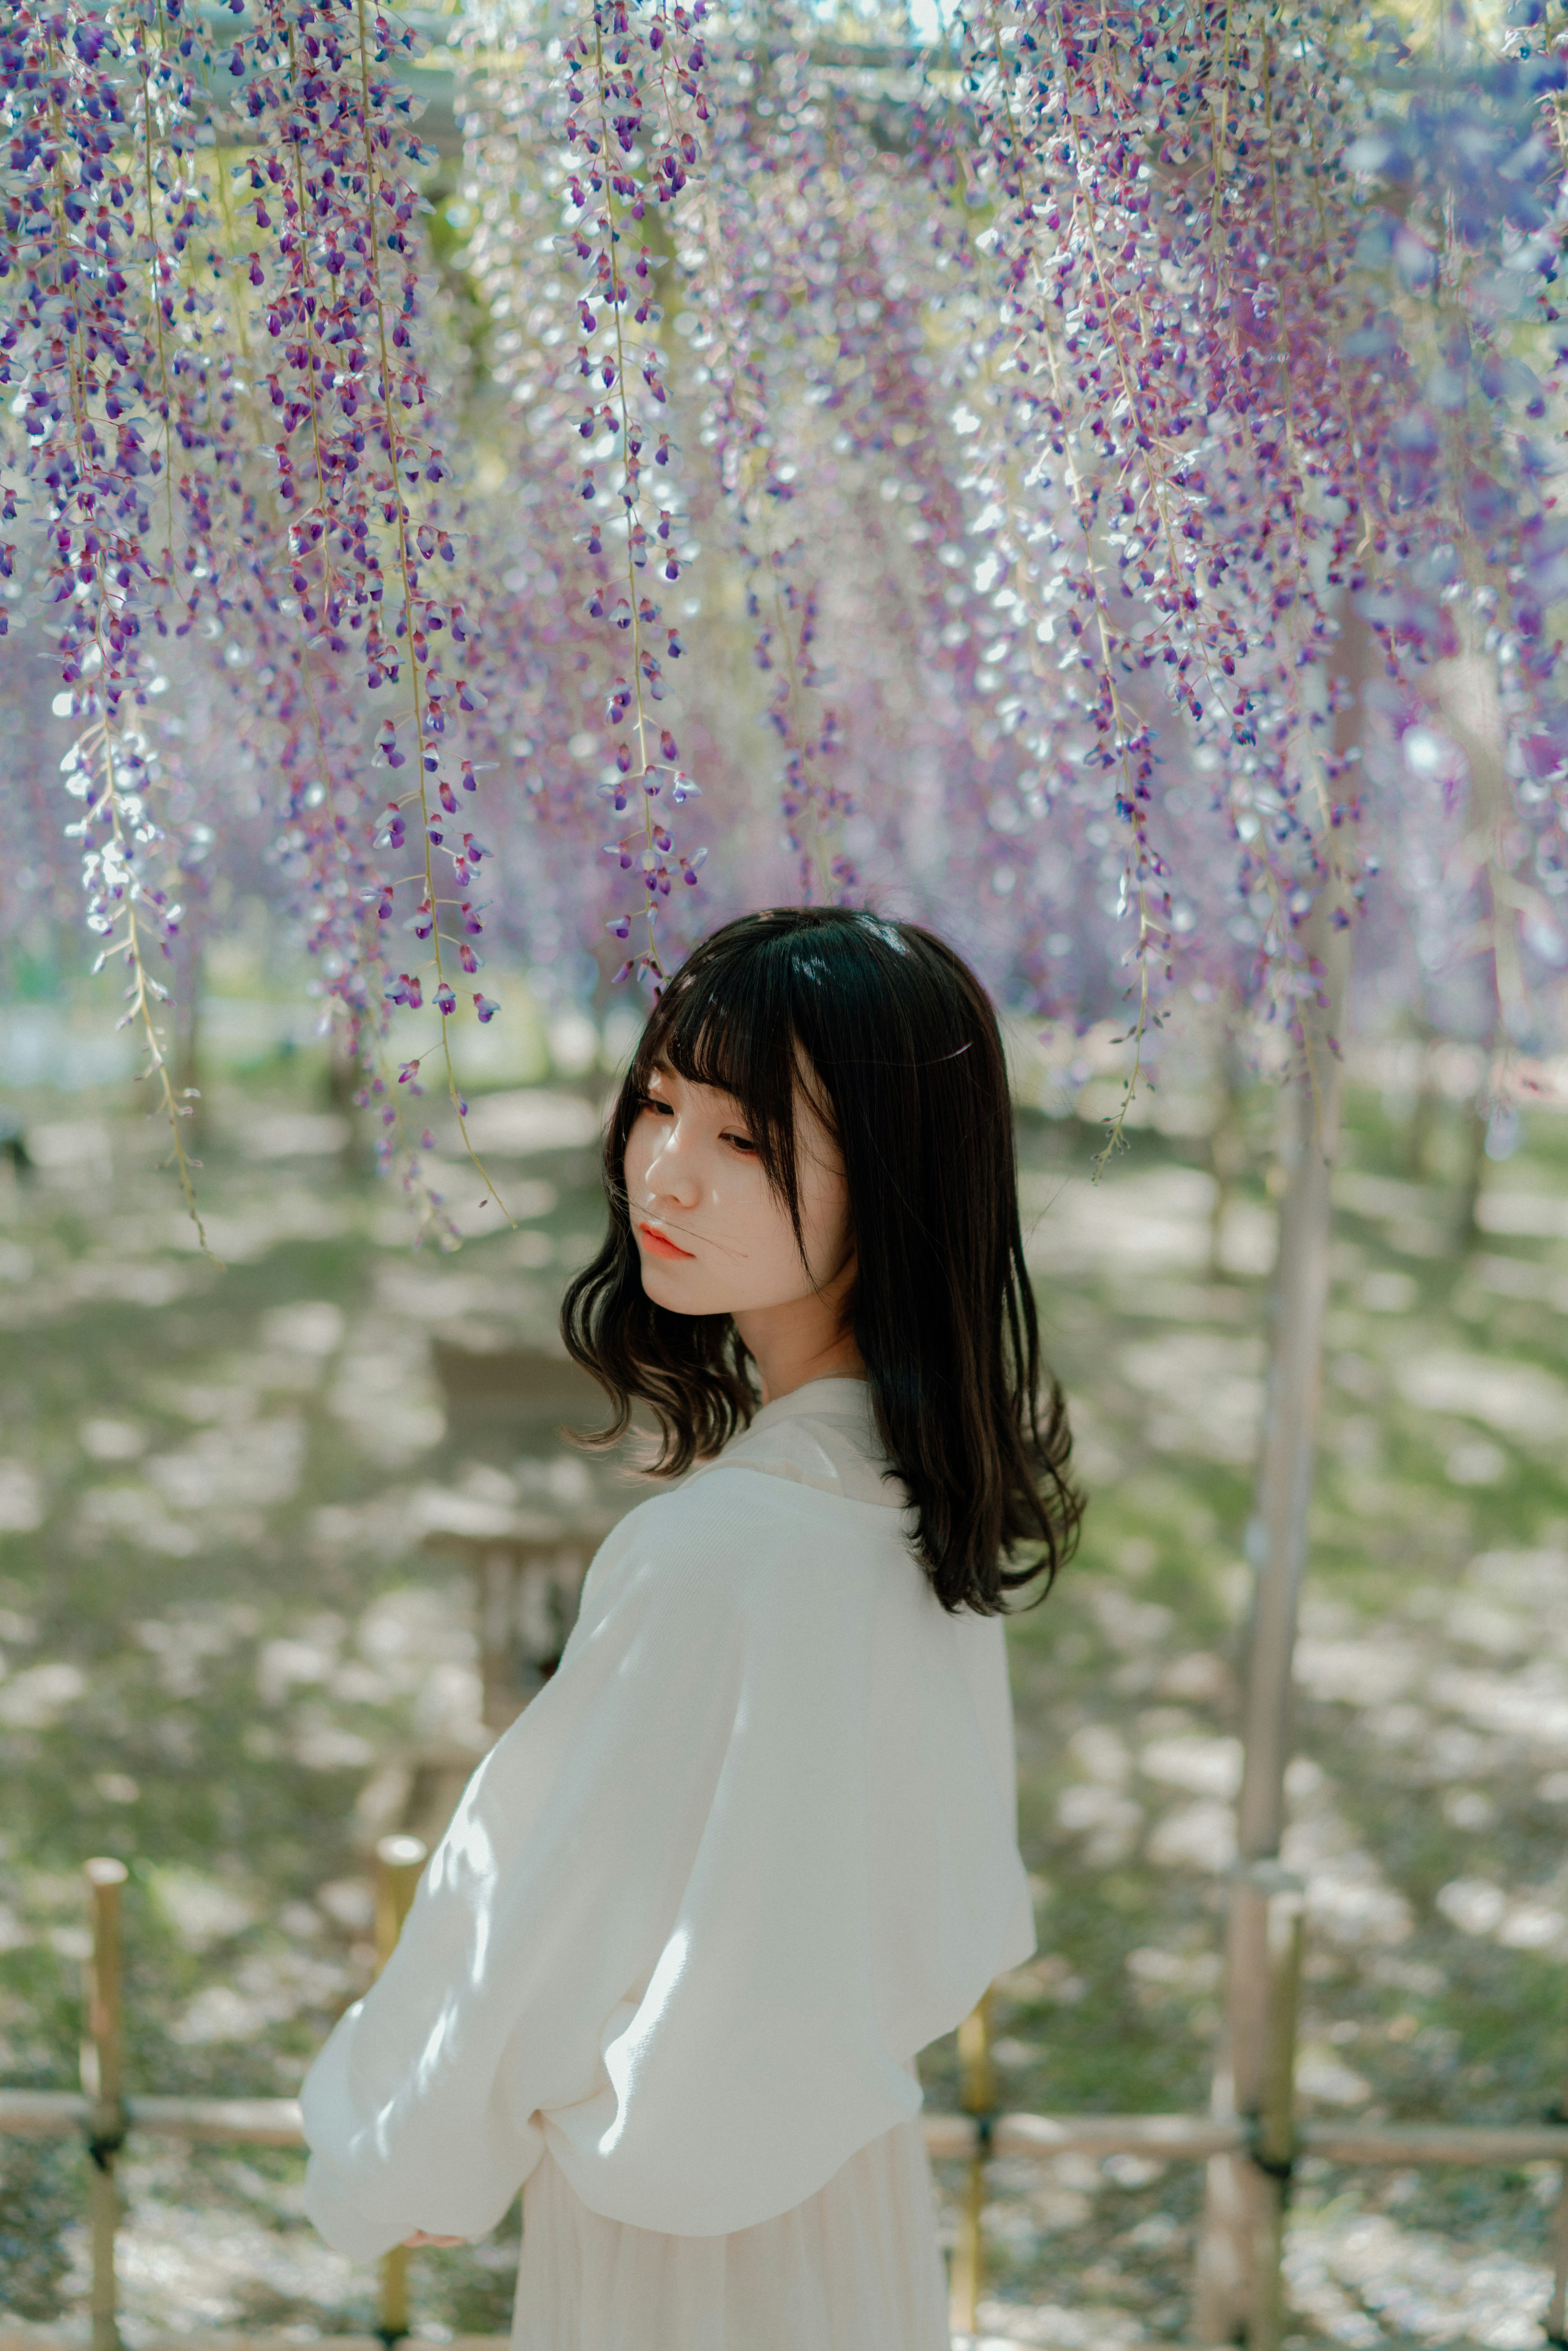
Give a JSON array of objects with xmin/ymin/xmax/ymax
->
[{"xmin": 1, "ymin": 1065, "xmax": 1566, "ymax": 2342}]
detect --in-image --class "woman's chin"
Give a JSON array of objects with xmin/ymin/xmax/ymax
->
[{"xmin": 638, "ymin": 1257, "xmax": 703, "ymax": 1312}]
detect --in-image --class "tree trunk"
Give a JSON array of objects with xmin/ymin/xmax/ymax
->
[
  {"xmin": 1404, "ymin": 1025, "xmax": 1440, "ymax": 1180},
  {"xmin": 1431, "ymin": 634, "xmax": 1511, "ymax": 1257},
  {"xmin": 1193, "ymin": 615, "xmax": 1366, "ymax": 2344},
  {"xmin": 1454, "ymin": 1090, "xmax": 1490, "ymax": 1255},
  {"xmin": 325, "ymin": 1011, "xmax": 376, "ymax": 1176},
  {"xmin": 1207, "ymin": 999, "xmax": 1250, "ymax": 1282}
]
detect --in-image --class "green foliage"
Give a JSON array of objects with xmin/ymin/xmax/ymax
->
[{"xmin": 0, "ymin": 1066, "xmax": 1566, "ymax": 2335}]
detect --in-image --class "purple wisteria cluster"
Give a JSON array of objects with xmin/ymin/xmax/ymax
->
[
  {"xmin": 934, "ymin": 0, "xmax": 1568, "ymax": 1061},
  {"xmin": 0, "ymin": 1, "xmax": 220, "ymax": 1219},
  {"xmin": 0, "ymin": 0, "xmax": 512, "ymax": 1233},
  {"xmin": 214, "ymin": 0, "xmax": 512, "ymax": 1159},
  {"xmin": 686, "ymin": 45, "xmax": 854, "ymax": 904},
  {"xmin": 6, "ymin": 0, "xmax": 1568, "ymax": 1220},
  {"xmin": 559, "ymin": 0, "xmax": 713, "ymax": 987}
]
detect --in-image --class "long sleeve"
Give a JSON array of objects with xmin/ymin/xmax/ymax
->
[{"xmin": 301, "ymin": 1460, "xmax": 1031, "ymax": 2253}]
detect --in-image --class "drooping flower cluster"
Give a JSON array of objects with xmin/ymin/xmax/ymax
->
[
  {"xmin": 6, "ymin": 0, "xmax": 1568, "ymax": 1219},
  {"xmin": 0, "ymin": 0, "xmax": 516, "ymax": 1231},
  {"xmin": 933, "ymin": 0, "xmax": 1568, "ymax": 1070},
  {"xmin": 682, "ymin": 44, "xmax": 851, "ymax": 903},
  {"xmin": 0, "ymin": 0, "xmax": 233, "ymax": 1222},
  {"xmin": 555, "ymin": 0, "xmax": 715, "ymax": 987},
  {"xmin": 222, "ymin": 0, "xmax": 508, "ymax": 1155}
]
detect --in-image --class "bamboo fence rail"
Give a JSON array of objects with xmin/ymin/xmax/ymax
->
[{"xmin": 4, "ymin": 1849, "xmax": 1567, "ymax": 2351}]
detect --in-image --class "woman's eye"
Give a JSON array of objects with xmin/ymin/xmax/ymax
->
[
  {"xmin": 722, "ymin": 1131, "xmax": 758, "ymax": 1154},
  {"xmin": 636, "ymin": 1094, "xmax": 674, "ymax": 1118}
]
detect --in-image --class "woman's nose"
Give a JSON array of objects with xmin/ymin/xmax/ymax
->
[{"xmin": 647, "ymin": 1126, "xmax": 700, "ymax": 1208}]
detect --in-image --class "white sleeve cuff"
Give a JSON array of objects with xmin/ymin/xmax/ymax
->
[{"xmin": 303, "ymin": 2153, "xmax": 415, "ymax": 2264}]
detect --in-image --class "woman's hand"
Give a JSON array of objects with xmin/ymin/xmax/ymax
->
[{"xmin": 402, "ymin": 2231, "xmax": 467, "ymax": 2247}]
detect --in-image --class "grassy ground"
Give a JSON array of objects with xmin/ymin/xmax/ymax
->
[{"xmin": 0, "ymin": 1047, "xmax": 1565, "ymax": 2347}]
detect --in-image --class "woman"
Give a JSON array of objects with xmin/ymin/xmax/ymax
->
[{"xmin": 301, "ymin": 906, "xmax": 1081, "ymax": 2350}]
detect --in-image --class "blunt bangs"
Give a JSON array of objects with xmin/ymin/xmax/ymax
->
[
  {"xmin": 564, "ymin": 907, "xmax": 1083, "ymax": 1615},
  {"xmin": 622, "ymin": 929, "xmax": 831, "ymax": 1261}
]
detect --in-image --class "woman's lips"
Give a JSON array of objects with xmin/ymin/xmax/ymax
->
[{"xmin": 638, "ymin": 1222, "xmax": 695, "ymax": 1261}]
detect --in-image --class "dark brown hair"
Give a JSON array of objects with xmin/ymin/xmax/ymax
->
[{"xmin": 561, "ymin": 906, "xmax": 1082, "ymax": 1613}]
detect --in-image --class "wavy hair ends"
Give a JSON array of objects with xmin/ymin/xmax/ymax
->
[{"xmin": 561, "ymin": 907, "xmax": 1083, "ymax": 1615}]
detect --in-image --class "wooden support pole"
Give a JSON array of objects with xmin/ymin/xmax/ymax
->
[
  {"xmin": 373, "ymin": 1837, "xmax": 427, "ymax": 2348},
  {"xmin": 1434, "ymin": 621, "xmax": 1520, "ymax": 1238},
  {"xmin": 1196, "ymin": 613, "xmax": 1368, "ymax": 2347},
  {"xmin": 1546, "ymin": 2032, "xmax": 1568, "ymax": 2351},
  {"xmin": 374, "ymin": 1836, "xmax": 427, "ymax": 1973},
  {"xmin": 1197, "ymin": 1088, "xmax": 1343, "ymax": 2346},
  {"xmin": 1545, "ymin": 2166, "xmax": 1568, "ymax": 2351},
  {"xmin": 82, "ymin": 1859, "xmax": 129, "ymax": 2351},
  {"xmin": 1247, "ymin": 1887, "xmax": 1304, "ymax": 2351},
  {"xmin": 949, "ymin": 1990, "xmax": 996, "ymax": 2341}
]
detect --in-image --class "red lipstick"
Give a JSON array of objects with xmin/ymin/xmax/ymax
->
[{"xmin": 639, "ymin": 1222, "xmax": 695, "ymax": 1261}]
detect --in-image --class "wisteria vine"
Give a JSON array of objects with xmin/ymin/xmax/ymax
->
[
  {"xmin": 559, "ymin": 0, "xmax": 711, "ymax": 987},
  {"xmin": 6, "ymin": 0, "xmax": 1568, "ymax": 1222}
]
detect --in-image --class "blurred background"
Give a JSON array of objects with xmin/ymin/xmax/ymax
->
[
  {"xmin": 7, "ymin": 0, "xmax": 1568, "ymax": 2337},
  {"xmin": 1, "ymin": 932, "xmax": 1566, "ymax": 2347}
]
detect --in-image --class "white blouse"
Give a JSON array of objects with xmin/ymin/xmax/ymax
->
[{"xmin": 301, "ymin": 1377, "xmax": 1035, "ymax": 2257}]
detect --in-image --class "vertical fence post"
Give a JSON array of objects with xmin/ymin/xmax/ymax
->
[
  {"xmin": 82, "ymin": 1857, "xmax": 129, "ymax": 2351},
  {"xmin": 1545, "ymin": 2091, "xmax": 1568, "ymax": 2351},
  {"xmin": 950, "ymin": 1988, "xmax": 996, "ymax": 2342},
  {"xmin": 374, "ymin": 1835, "xmax": 428, "ymax": 2348},
  {"xmin": 1248, "ymin": 1883, "xmax": 1305, "ymax": 2351}
]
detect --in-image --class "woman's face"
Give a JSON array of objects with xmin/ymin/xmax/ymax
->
[{"xmin": 622, "ymin": 1060, "xmax": 854, "ymax": 1321}]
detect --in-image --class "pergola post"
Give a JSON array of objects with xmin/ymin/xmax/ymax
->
[
  {"xmin": 82, "ymin": 1858, "xmax": 129, "ymax": 2351},
  {"xmin": 1194, "ymin": 612, "xmax": 1366, "ymax": 2344}
]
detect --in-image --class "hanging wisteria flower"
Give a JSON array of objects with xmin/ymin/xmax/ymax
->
[
  {"xmin": 556, "ymin": 0, "xmax": 712, "ymax": 988},
  {"xmin": 0, "ymin": 0, "xmax": 230, "ymax": 1239},
  {"xmin": 6, "ymin": 0, "xmax": 1568, "ymax": 1228}
]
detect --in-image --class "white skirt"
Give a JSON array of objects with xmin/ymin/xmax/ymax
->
[{"xmin": 510, "ymin": 2115, "xmax": 953, "ymax": 2351}]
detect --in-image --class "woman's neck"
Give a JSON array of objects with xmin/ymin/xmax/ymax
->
[{"xmin": 733, "ymin": 1262, "xmax": 864, "ymax": 1405}]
